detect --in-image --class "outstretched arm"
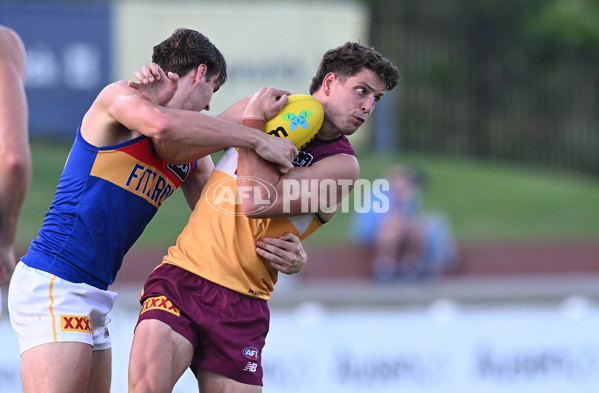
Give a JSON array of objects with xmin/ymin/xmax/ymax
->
[
  {"xmin": 122, "ymin": 63, "xmax": 297, "ymax": 172},
  {"xmin": 0, "ymin": 26, "xmax": 31, "ymax": 285},
  {"xmin": 83, "ymin": 71, "xmax": 297, "ymax": 171}
]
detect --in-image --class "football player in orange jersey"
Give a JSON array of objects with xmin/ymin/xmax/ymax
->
[{"xmin": 128, "ymin": 42, "xmax": 400, "ymax": 393}]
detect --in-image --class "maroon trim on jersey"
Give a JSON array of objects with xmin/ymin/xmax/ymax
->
[{"xmin": 293, "ymin": 135, "xmax": 356, "ymax": 167}]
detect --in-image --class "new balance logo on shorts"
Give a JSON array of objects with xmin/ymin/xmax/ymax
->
[
  {"xmin": 243, "ymin": 362, "xmax": 258, "ymax": 373},
  {"xmin": 60, "ymin": 315, "xmax": 92, "ymax": 333},
  {"xmin": 140, "ymin": 296, "xmax": 181, "ymax": 316}
]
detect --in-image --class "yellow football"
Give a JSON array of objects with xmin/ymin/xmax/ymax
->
[{"xmin": 264, "ymin": 94, "xmax": 323, "ymax": 150}]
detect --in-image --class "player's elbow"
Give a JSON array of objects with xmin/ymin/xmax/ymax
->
[
  {"xmin": 241, "ymin": 200, "xmax": 262, "ymax": 218},
  {"xmin": 1, "ymin": 149, "xmax": 31, "ymax": 181},
  {"xmin": 240, "ymin": 198, "xmax": 276, "ymax": 218},
  {"xmin": 237, "ymin": 180, "xmax": 272, "ymax": 217}
]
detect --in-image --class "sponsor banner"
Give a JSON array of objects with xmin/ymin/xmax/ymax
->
[
  {"xmin": 261, "ymin": 302, "xmax": 599, "ymax": 393},
  {"xmin": 2, "ymin": 299, "xmax": 599, "ymax": 392}
]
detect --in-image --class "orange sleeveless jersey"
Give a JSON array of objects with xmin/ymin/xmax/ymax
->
[{"xmin": 161, "ymin": 149, "xmax": 323, "ymax": 300}]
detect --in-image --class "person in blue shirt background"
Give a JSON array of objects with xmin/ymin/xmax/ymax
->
[{"xmin": 351, "ymin": 164, "xmax": 459, "ymax": 282}]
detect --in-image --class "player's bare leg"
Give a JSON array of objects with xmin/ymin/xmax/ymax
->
[
  {"xmin": 20, "ymin": 342, "xmax": 93, "ymax": 393},
  {"xmin": 128, "ymin": 319, "xmax": 194, "ymax": 393},
  {"xmin": 87, "ymin": 348, "xmax": 112, "ymax": 393}
]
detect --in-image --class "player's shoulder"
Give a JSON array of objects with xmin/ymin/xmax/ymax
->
[
  {"xmin": 98, "ymin": 80, "xmax": 131, "ymax": 97},
  {"xmin": 325, "ymin": 151, "xmax": 359, "ymax": 166},
  {"xmin": 81, "ymin": 80, "xmax": 137, "ymax": 145},
  {"xmin": 92, "ymin": 80, "xmax": 138, "ymax": 110},
  {"xmin": 311, "ymin": 152, "xmax": 360, "ymax": 179}
]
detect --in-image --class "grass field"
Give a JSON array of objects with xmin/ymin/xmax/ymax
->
[{"xmin": 15, "ymin": 139, "xmax": 599, "ymax": 250}]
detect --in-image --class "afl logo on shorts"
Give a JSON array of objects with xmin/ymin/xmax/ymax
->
[{"xmin": 243, "ymin": 347, "xmax": 260, "ymax": 360}]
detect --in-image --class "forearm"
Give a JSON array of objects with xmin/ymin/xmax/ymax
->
[
  {"xmin": 237, "ymin": 118, "xmax": 281, "ymax": 184},
  {"xmin": 149, "ymin": 96, "xmax": 258, "ymax": 163},
  {"xmin": 109, "ymin": 84, "xmax": 268, "ymax": 156},
  {"xmin": 237, "ymin": 148, "xmax": 281, "ymax": 189},
  {"xmin": 0, "ymin": 43, "xmax": 31, "ymax": 249},
  {"xmin": 152, "ymin": 138, "xmax": 221, "ymax": 165},
  {"xmin": 152, "ymin": 88, "xmax": 293, "ymax": 164},
  {"xmin": 0, "ymin": 161, "xmax": 30, "ymax": 248},
  {"xmin": 154, "ymin": 109, "xmax": 268, "ymax": 151},
  {"xmin": 237, "ymin": 118, "xmax": 283, "ymax": 215}
]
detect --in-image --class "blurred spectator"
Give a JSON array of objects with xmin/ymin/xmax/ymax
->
[{"xmin": 351, "ymin": 165, "xmax": 458, "ymax": 282}]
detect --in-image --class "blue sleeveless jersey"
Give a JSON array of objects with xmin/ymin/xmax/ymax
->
[{"xmin": 22, "ymin": 128, "xmax": 196, "ymax": 290}]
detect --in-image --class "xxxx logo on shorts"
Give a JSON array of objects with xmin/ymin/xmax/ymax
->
[
  {"xmin": 60, "ymin": 315, "xmax": 92, "ymax": 333},
  {"xmin": 140, "ymin": 296, "xmax": 180, "ymax": 316}
]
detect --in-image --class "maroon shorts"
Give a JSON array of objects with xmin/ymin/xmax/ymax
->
[{"xmin": 136, "ymin": 263, "xmax": 270, "ymax": 386}]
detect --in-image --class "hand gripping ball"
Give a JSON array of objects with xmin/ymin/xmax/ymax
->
[{"xmin": 264, "ymin": 94, "xmax": 323, "ymax": 150}]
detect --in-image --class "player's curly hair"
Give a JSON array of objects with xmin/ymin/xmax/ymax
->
[
  {"xmin": 152, "ymin": 28, "xmax": 227, "ymax": 88},
  {"xmin": 309, "ymin": 42, "xmax": 400, "ymax": 94}
]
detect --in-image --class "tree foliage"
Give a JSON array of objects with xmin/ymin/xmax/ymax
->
[{"xmin": 364, "ymin": 0, "xmax": 599, "ymax": 174}]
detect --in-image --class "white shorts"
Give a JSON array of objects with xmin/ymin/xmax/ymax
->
[{"xmin": 8, "ymin": 262, "xmax": 117, "ymax": 355}]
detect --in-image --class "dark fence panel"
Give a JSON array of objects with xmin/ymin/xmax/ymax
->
[
  {"xmin": 369, "ymin": 0, "xmax": 599, "ymax": 175},
  {"xmin": 0, "ymin": 3, "xmax": 112, "ymax": 138}
]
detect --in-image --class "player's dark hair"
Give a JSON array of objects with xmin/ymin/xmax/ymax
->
[
  {"xmin": 309, "ymin": 42, "xmax": 400, "ymax": 94},
  {"xmin": 152, "ymin": 28, "xmax": 227, "ymax": 88}
]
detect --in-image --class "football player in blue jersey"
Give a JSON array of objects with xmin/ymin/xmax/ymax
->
[{"xmin": 8, "ymin": 28, "xmax": 305, "ymax": 393}]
